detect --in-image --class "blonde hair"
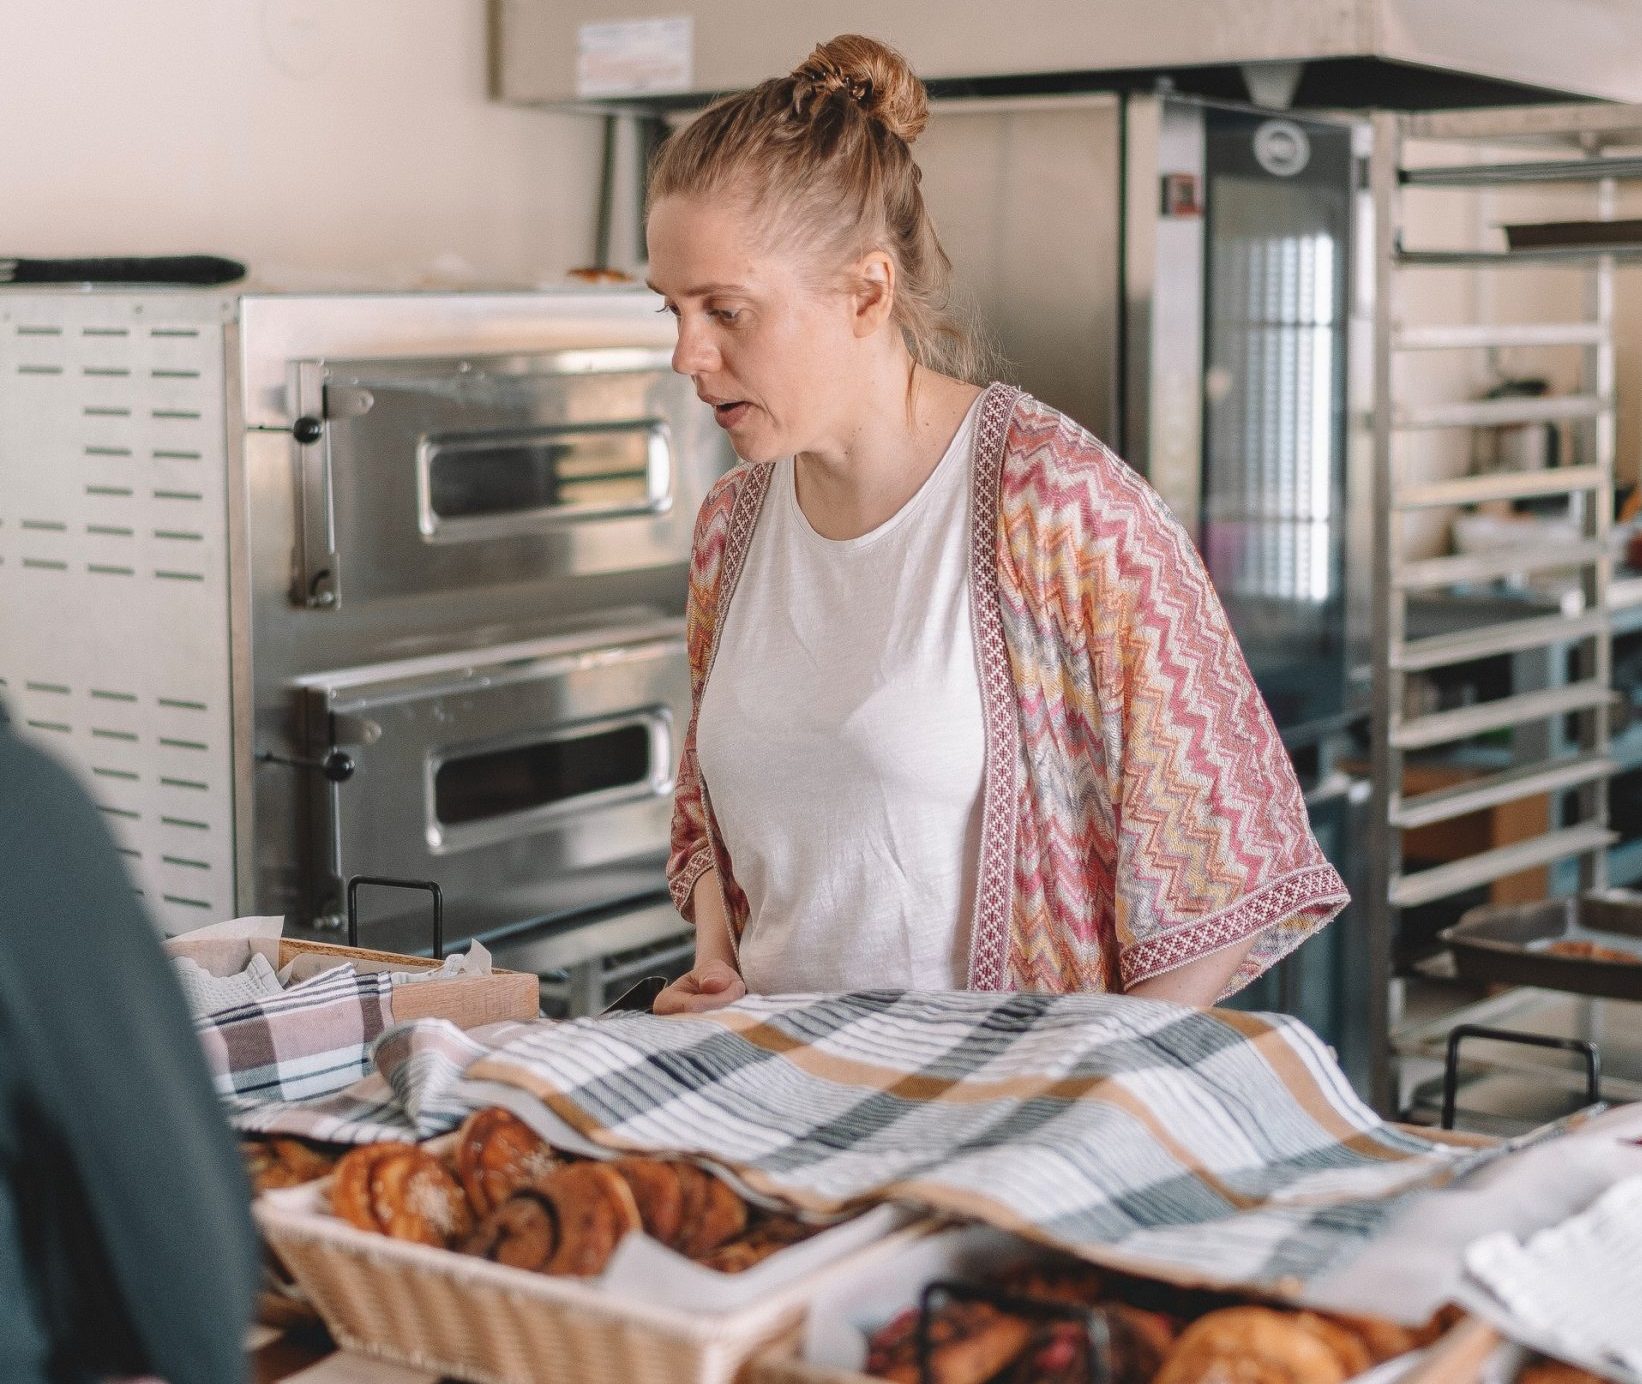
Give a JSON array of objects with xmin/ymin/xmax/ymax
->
[{"xmin": 647, "ymin": 34, "xmax": 988, "ymax": 384}]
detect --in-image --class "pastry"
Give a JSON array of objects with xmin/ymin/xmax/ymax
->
[
  {"xmin": 462, "ymin": 1188, "xmax": 559, "ymax": 1271},
  {"xmin": 1545, "ymin": 939, "xmax": 1642, "ymax": 965},
  {"xmin": 698, "ymin": 1214, "xmax": 817, "ymax": 1272},
  {"xmin": 241, "ymin": 1136, "xmax": 337, "ymax": 1193},
  {"xmin": 1154, "ymin": 1306, "xmax": 1354, "ymax": 1384},
  {"xmin": 453, "ymin": 1107, "xmax": 558, "ymax": 1217},
  {"xmin": 672, "ymin": 1162, "xmax": 749, "ymax": 1259},
  {"xmin": 330, "ymin": 1142, "xmax": 472, "ymax": 1248},
  {"xmin": 566, "ymin": 266, "xmax": 634, "ymax": 284},
  {"xmin": 866, "ymin": 1300, "xmax": 1035, "ymax": 1384},
  {"xmin": 1004, "ymin": 1303, "xmax": 1178, "ymax": 1384},
  {"xmin": 1293, "ymin": 1313, "xmax": 1374, "ymax": 1377},
  {"xmin": 1519, "ymin": 1360, "xmax": 1610, "ymax": 1384},
  {"xmin": 537, "ymin": 1162, "xmax": 643, "ymax": 1277},
  {"xmin": 609, "ymin": 1157, "xmax": 687, "ymax": 1248},
  {"xmin": 1321, "ymin": 1312, "xmax": 1421, "ymax": 1364}
]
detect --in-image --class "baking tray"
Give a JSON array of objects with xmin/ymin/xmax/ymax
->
[
  {"xmin": 1440, "ymin": 893, "xmax": 1642, "ymax": 1001},
  {"xmin": 1503, "ymin": 218, "xmax": 1642, "ymax": 250}
]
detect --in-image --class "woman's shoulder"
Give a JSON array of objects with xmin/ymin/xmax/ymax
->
[{"xmin": 994, "ymin": 387, "xmax": 1159, "ymax": 516}]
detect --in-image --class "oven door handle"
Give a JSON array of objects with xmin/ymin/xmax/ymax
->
[{"xmin": 287, "ymin": 362, "xmax": 374, "ymax": 610}]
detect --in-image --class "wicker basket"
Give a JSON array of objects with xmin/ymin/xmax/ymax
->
[{"xmin": 255, "ymin": 1181, "xmax": 928, "ymax": 1384}]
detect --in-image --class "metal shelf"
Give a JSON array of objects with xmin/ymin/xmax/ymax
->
[
  {"xmin": 1392, "ymin": 681, "xmax": 1611, "ymax": 751},
  {"xmin": 1394, "ymin": 322, "xmax": 1606, "ymax": 351},
  {"xmin": 1394, "ymin": 397, "xmax": 1610, "ymax": 431},
  {"xmin": 1398, "ymin": 245, "xmax": 1642, "ymax": 267},
  {"xmin": 1401, "ymin": 155, "xmax": 1642, "ymax": 187},
  {"xmin": 1366, "ymin": 105, "xmax": 1620, "ymax": 1114},
  {"xmin": 1395, "ymin": 542, "xmax": 1606, "ymax": 591},
  {"xmin": 1393, "ymin": 611, "xmax": 1605, "ymax": 672},
  {"xmin": 1394, "ymin": 465, "xmax": 1605, "ymax": 509},
  {"xmin": 1391, "ymin": 823, "xmax": 1617, "ymax": 909},
  {"xmin": 1392, "ymin": 754, "xmax": 1614, "ymax": 831}
]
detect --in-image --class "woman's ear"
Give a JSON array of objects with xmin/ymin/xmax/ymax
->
[{"xmin": 851, "ymin": 250, "xmax": 897, "ymax": 338}]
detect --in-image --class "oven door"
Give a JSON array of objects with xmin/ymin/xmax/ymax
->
[
  {"xmin": 294, "ymin": 617, "xmax": 688, "ymax": 951},
  {"xmin": 287, "ymin": 347, "xmax": 722, "ymax": 611}
]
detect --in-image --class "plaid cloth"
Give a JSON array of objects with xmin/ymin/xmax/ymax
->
[
  {"xmin": 227, "ymin": 1018, "xmax": 516, "ymax": 1143},
  {"xmin": 196, "ymin": 963, "xmax": 394, "ymax": 1106},
  {"xmin": 465, "ymin": 991, "xmax": 1492, "ymax": 1289}
]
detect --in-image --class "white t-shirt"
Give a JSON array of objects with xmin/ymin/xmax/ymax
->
[{"xmin": 695, "ymin": 397, "xmax": 985, "ymax": 993}]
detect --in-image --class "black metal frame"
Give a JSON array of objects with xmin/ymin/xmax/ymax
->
[
  {"xmin": 345, "ymin": 874, "xmax": 445, "ymax": 959},
  {"xmin": 1440, "ymin": 1022, "xmax": 1601, "ymax": 1130}
]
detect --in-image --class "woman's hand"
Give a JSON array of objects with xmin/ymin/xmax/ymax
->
[{"xmin": 653, "ymin": 958, "xmax": 747, "ymax": 1015}]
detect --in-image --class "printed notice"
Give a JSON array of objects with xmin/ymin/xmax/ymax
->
[{"xmin": 577, "ymin": 17, "xmax": 694, "ymax": 99}]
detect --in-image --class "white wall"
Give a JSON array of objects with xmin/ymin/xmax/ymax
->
[{"xmin": 0, "ymin": 0, "xmax": 603, "ymax": 287}]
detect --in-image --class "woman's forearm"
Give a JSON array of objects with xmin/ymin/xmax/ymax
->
[
  {"xmin": 1125, "ymin": 935, "xmax": 1258, "ymax": 1006},
  {"xmin": 689, "ymin": 869, "xmax": 740, "ymax": 972}
]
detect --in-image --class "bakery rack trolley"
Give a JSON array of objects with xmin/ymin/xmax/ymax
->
[{"xmin": 1366, "ymin": 103, "xmax": 1642, "ymax": 1124}]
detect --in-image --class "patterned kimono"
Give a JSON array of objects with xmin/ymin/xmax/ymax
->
[{"xmin": 668, "ymin": 384, "xmax": 1348, "ymax": 997}]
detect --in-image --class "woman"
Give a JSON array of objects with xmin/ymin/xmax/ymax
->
[{"xmin": 647, "ymin": 35, "xmax": 1347, "ymax": 1016}]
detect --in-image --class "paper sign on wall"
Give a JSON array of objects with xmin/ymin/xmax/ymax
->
[{"xmin": 577, "ymin": 17, "xmax": 694, "ymax": 99}]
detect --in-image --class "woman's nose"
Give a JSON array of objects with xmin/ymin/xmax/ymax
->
[{"xmin": 671, "ymin": 318, "xmax": 717, "ymax": 376}]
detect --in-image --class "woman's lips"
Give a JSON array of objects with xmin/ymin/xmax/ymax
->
[{"xmin": 713, "ymin": 401, "xmax": 751, "ymax": 429}]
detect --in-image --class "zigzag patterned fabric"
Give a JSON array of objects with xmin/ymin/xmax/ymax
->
[{"xmin": 669, "ymin": 384, "xmax": 1348, "ymax": 997}]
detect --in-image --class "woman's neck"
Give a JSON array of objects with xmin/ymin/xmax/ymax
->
[{"xmin": 793, "ymin": 362, "xmax": 983, "ymax": 541}]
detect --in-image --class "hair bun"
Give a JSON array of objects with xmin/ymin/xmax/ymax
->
[{"xmin": 791, "ymin": 34, "xmax": 929, "ymax": 144}]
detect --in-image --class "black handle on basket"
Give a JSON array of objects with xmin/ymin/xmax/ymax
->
[
  {"xmin": 917, "ymin": 1279, "xmax": 1112, "ymax": 1384},
  {"xmin": 345, "ymin": 875, "xmax": 444, "ymax": 960},
  {"xmin": 1441, "ymin": 1023, "xmax": 1600, "ymax": 1130}
]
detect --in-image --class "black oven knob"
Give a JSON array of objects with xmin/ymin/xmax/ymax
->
[
  {"xmin": 291, "ymin": 415, "xmax": 324, "ymax": 445},
  {"xmin": 321, "ymin": 749, "xmax": 355, "ymax": 783}
]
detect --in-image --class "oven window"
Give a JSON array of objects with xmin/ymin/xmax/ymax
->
[
  {"xmin": 434, "ymin": 723, "xmax": 653, "ymax": 827},
  {"xmin": 425, "ymin": 424, "xmax": 658, "ymax": 522}
]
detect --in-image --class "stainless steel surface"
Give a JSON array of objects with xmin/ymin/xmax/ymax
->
[
  {"xmin": 282, "ymin": 346, "xmax": 710, "ymax": 613},
  {"xmin": 1390, "ymin": 683, "xmax": 1612, "ymax": 750},
  {"xmin": 1403, "ymin": 156, "xmax": 1642, "ymax": 187},
  {"xmin": 239, "ymin": 290, "xmax": 731, "ymax": 945},
  {"xmin": 1395, "ymin": 542, "xmax": 1609, "ymax": 591},
  {"xmin": 1441, "ymin": 893, "xmax": 1642, "ymax": 1000},
  {"xmin": 1395, "ymin": 985, "xmax": 1642, "ymax": 1106},
  {"xmin": 1395, "ymin": 467, "xmax": 1606, "ymax": 510},
  {"xmin": 497, "ymin": 0, "xmax": 1642, "ymax": 107},
  {"xmin": 295, "ymin": 621, "xmax": 688, "ymax": 950},
  {"xmin": 1390, "ymin": 824, "xmax": 1618, "ymax": 909},
  {"xmin": 0, "ymin": 287, "xmax": 735, "ymax": 967},
  {"xmin": 0, "ymin": 292, "xmax": 240, "ymax": 931},
  {"xmin": 1392, "ymin": 755, "xmax": 1616, "ymax": 830},
  {"xmin": 1393, "ymin": 612, "xmax": 1606, "ymax": 672},
  {"xmin": 1395, "ymin": 322, "xmax": 1608, "ymax": 350},
  {"xmin": 1398, "ymin": 246, "xmax": 1642, "ymax": 267},
  {"xmin": 1394, "ymin": 397, "xmax": 1611, "ymax": 431},
  {"xmin": 915, "ymin": 95, "xmax": 1121, "ymax": 437},
  {"xmin": 1367, "ymin": 107, "xmax": 1626, "ymax": 1111},
  {"xmin": 1122, "ymin": 94, "xmax": 1205, "ymax": 531}
]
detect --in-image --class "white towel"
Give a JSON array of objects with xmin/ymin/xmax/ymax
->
[
  {"xmin": 1462, "ymin": 1174, "xmax": 1642, "ymax": 1382},
  {"xmin": 172, "ymin": 951, "xmax": 285, "ymax": 1018}
]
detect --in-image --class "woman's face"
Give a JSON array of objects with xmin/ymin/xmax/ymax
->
[{"xmin": 647, "ymin": 195, "xmax": 871, "ymax": 463}]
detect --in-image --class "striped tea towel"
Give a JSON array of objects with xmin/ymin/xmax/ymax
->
[
  {"xmin": 467, "ymin": 990, "xmax": 1491, "ymax": 1289},
  {"xmin": 195, "ymin": 963, "xmax": 394, "ymax": 1105},
  {"xmin": 227, "ymin": 1018, "xmax": 518, "ymax": 1143}
]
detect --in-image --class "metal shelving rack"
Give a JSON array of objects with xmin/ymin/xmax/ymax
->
[{"xmin": 1367, "ymin": 104, "xmax": 1642, "ymax": 1115}]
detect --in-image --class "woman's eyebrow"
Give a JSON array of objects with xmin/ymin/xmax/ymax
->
[{"xmin": 644, "ymin": 279, "xmax": 747, "ymax": 297}]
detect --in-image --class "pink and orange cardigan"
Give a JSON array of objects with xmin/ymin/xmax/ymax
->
[{"xmin": 667, "ymin": 384, "xmax": 1348, "ymax": 996}]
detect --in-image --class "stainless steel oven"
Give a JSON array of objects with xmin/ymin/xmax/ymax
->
[
  {"xmin": 293, "ymin": 618, "xmax": 689, "ymax": 954},
  {"xmin": 286, "ymin": 347, "xmax": 717, "ymax": 612},
  {"xmin": 0, "ymin": 287, "xmax": 731, "ymax": 1008}
]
